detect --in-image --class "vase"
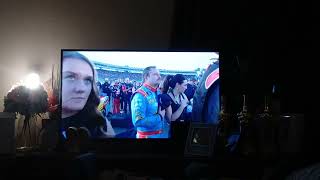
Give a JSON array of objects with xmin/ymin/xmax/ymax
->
[
  {"xmin": 15, "ymin": 113, "xmax": 42, "ymax": 151},
  {"xmin": 0, "ymin": 112, "xmax": 16, "ymax": 154}
]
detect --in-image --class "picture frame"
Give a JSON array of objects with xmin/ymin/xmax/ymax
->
[{"xmin": 184, "ymin": 123, "xmax": 217, "ymax": 158}]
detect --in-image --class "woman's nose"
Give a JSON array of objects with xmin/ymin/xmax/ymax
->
[{"xmin": 73, "ymin": 80, "xmax": 87, "ymax": 92}]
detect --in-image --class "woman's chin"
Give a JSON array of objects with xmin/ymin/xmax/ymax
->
[{"xmin": 64, "ymin": 106, "xmax": 85, "ymax": 113}]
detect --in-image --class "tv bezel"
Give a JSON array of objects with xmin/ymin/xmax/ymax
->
[{"xmin": 59, "ymin": 48, "xmax": 220, "ymax": 155}]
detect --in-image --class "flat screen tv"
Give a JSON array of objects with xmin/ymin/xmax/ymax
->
[{"xmin": 60, "ymin": 50, "xmax": 219, "ymax": 142}]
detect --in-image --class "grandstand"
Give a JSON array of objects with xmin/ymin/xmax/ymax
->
[{"xmin": 93, "ymin": 61, "xmax": 200, "ymax": 82}]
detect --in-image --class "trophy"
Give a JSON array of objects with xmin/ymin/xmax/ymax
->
[
  {"xmin": 238, "ymin": 95, "xmax": 251, "ymax": 125},
  {"xmin": 237, "ymin": 94, "xmax": 255, "ymax": 156},
  {"xmin": 217, "ymin": 96, "xmax": 228, "ymax": 135},
  {"xmin": 255, "ymin": 95, "xmax": 277, "ymax": 160},
  {"xmin": 217, "ymin": 95, "xmax": 241, "ymax": 153},
  {"xmin": 217, "ymin": 96, "xmax": 231, "ymax": 144}
]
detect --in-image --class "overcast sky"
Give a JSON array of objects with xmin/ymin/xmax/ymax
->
[{"xmin": 78, "ymin": 51, "xmax": 219, "ymax": 71}]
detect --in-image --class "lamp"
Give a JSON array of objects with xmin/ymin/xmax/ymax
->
[{"xmin": 24, "ymin": 73, "xmax": 41, "ymax": 89}]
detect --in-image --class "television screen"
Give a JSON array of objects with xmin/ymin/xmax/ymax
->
[{"xmin": 60, "ymin": 50, "xmax": 219, "ymax": 139}]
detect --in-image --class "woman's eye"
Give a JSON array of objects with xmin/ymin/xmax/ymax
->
[
  {"xmin": 84, "ymin": 79, "xmax": 92, "ymax": 85},
  {"xmin": 64, "ymin": 75, "xmax": 75, "ymax": 80}
]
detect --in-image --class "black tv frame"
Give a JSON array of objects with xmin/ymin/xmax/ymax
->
[{"xmin": 58, "ymin": 49, "xmax": 220, "ymax": 156}]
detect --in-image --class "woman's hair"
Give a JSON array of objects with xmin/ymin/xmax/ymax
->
[
  {"xmin": 162, "ymin": 74, "xmax": 186, "ymax": 93},
  {"xmin": 162, "ymin": 75, "xmax": 173, "ymax": 94},
  {"xmin": 62, "ymin": 51, "xmax": 106, "ymax": 126}
]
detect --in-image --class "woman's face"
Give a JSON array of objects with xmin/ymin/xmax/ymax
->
[
  {"xmin": 62, "ymin": 58, "xmax": 93, "ymax": 116},
  {"xmin": 177, "ymin": 80, "xmax": 188, "ymax": 94}
]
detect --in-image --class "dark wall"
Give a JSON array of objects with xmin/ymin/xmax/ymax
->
[
  {"xmin": 171, "ymin": 0, "xmax": 307, "ymax": 114},
  {"xmin": 0, "ymin": 0, "xmax": 174, "ymax": 111},
  {"xmin": 171, "ymin": 0, "xmax": 314, "ymax": 155}
]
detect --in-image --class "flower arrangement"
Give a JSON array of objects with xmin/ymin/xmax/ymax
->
[
  {"xmin": 4, "ymin": 84, "xmax": 48, "ymax": 116},
  {"xmin": 4, "ymin": 83, "xmax": 48, "ymax": 147}
]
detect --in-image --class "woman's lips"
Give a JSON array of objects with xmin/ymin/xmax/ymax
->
[
  {"xmin": 70, "ymin": 97, "xmax": 86, "ymax": 102},
  {"xmin": 71, "ymin": 97, "xmax": 85, "ymax": 99}
]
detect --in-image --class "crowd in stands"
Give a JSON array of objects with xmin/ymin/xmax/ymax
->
[
  {"xmin": 96, "ymin": 69, "xmax": 197, "ymax": 84},
  {"xmin": 96, "ymin": 70, "xmax": 142, "ymax": 82}
]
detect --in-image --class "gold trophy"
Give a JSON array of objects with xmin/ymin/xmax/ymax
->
[
  {"xmin": 238, "ymin": 95, "xmax": 251, "ymax": 124},
  {"xmin": 237, "ymin": 94, "xmax": 255, "ymax": 156},
  {"xmin": 256, "ymin": 95, "xmax": 277, "ymax": 160},
  {"xmin": 217, "ymin": 96, "xmax": 231, "ymax": 146}
]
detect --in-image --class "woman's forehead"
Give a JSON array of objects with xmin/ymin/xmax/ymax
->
[{"xmin": 63, "ymin": 58, "xmax": 93, "ymax": 77}]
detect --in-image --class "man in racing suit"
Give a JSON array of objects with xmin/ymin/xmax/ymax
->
[{"xmin": 131, "ymin": 66, "xmax": 165, "ymax": 138}]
